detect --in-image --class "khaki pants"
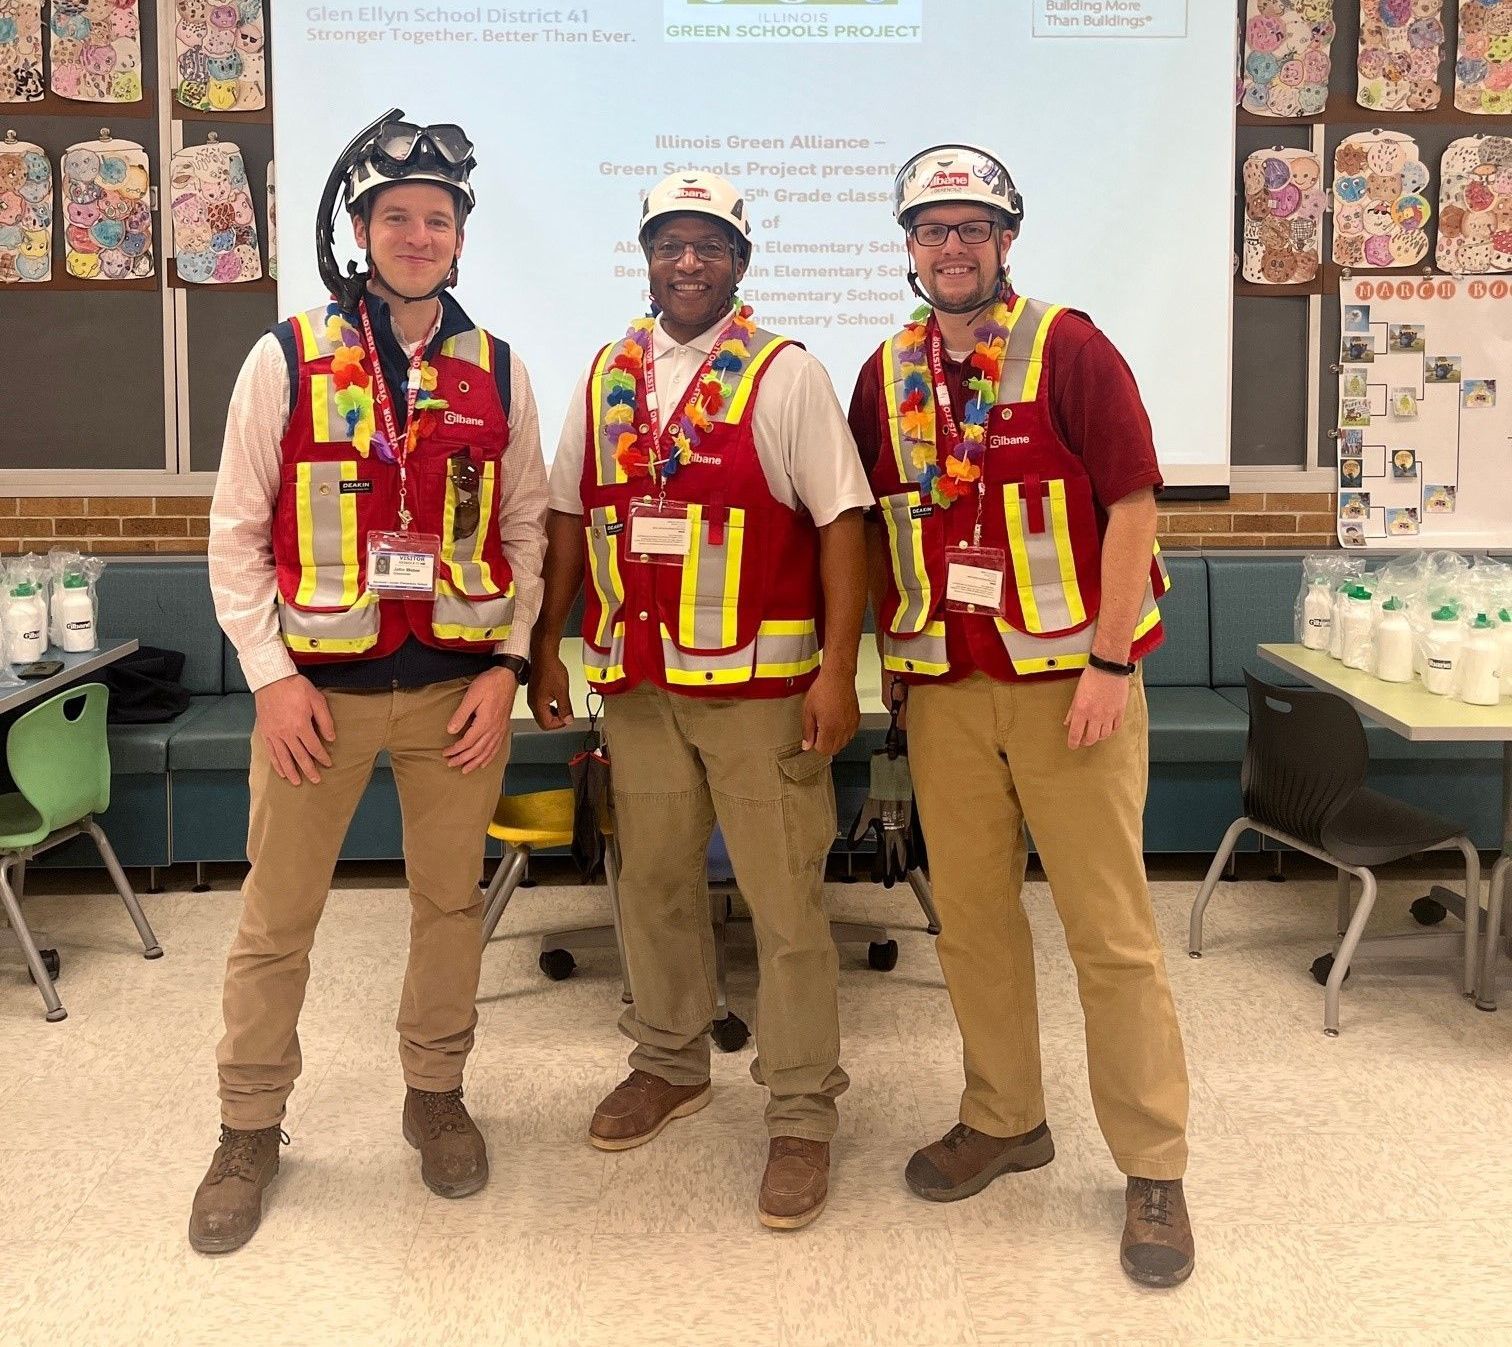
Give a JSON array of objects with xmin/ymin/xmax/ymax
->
[
  {"xmin": 217, "ymin": 678, "xmax": 507, "ymax": 1130},
  {"xmin": 909, "ymin": 672, "xmax": 1189, "ymax": 1180},
  {"xmin": 603, "ymin": 686, "xmax": 849, "ymax": 1141}
]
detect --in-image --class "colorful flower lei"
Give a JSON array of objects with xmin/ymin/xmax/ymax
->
[
  {"xmin": 602, "ymin": 301, "xmax": 756, "ymax": 483},
  {"xmin": 323, "ymin": 303, "xmax": 450, "ymax": 462},
  {"xmin": 896, "ymin": 299, "xmax": 1013, "ymax": 508}
]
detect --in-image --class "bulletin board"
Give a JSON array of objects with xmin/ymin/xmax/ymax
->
[{"xmin": 1335, "ymin": 275, "xmax": 1512, "ymax": 550}]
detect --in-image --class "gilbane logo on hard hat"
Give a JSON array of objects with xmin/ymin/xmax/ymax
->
[
  {"xmin": 926, "ymin": 171, "xmax": 970, "ymax": 192},
  {"xmin": 638, "ymin": 169, "xmax": 753, "ymax": 255},
  {"xmin": 674, "ymin": 185, "xmax": 712, "ymax": 201}
]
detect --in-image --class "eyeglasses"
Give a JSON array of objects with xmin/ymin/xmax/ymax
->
[
  {"xmin": 908, "ymin": 219, "xmax": 999, "ymax": 247},
  {"xmin": 650, "ymin": 237, "xmax": 735, "ymax": 262},
  {"xmin": 371, "ymin": 121, "xmax": 474, "ymax": 170},
  {"xmin": 449, "ymin": 455, "xmax": 480, "ymax": 539}
]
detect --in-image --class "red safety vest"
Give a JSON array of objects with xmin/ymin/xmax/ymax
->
[
  {"xmin": 868, "ymin": 294, "xmax": 1168, "ymax": 683},
  {"xmin": 578, "ymin": 323, "xmax": 824, "ymax": 698},
  {"xmin": 270, "ymin": 302, "xmax": 516, "ymax": 665}
]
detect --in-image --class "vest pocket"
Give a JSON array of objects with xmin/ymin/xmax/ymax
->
[
  {"xmin": 287, "ymin": 459, "xmax": 377, "ymax": 611},
  {"xmin": 878, "ymin": 490, "xmax": 939, "ymax": 636},
  {"xmin": 278, "ymin": 590, "xmax": 381, "ymax": 655},
  {"xmin": 584, "ymin": 505, "xmax": 626, "ymax": 648},
  {"xmin": 440, "ymin": 455, "xmax": 504, "ymax": 597},
  {"xmin": 655, "ymin": 504, "xmax": 760, "ymax": 687},
  {"xmin": 431, "ymin": 580, "xmax": 516, "ymax": 644},
  {"xmin": 999, "ymin": 477, "xmax": 1099, "ymax": 636}
]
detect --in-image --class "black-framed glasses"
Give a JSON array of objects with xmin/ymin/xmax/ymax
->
[
  {"xmin": 908, "ymin": 219, "xmax": 999, "ymax": 247},
  {"xmin": 372, "ymin": 121, "xmax": 474, "ymax": 170},
  {"xmin": 650, "ymin": 237, "xmax": 735, "ymax": 262}
]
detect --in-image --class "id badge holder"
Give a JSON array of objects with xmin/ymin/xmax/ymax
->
[
  {"xmin": 366, "ymin": 531, "xmax": 441, "ymax": 599},
  {"xmin": 627, "ymin": 497, "xmax": 692, "ymax": 567},
  {"xmin": 945, "ymin": 544, "xmax": 1008, "ymax": 616}
]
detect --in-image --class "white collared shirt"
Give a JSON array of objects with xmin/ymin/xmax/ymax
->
[{"xmin": 548, "ymin": 314, "xmax": 873, "ymax": 525}]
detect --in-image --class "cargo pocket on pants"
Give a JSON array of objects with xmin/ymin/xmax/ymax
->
[{"xmin": 777, "ymin": 746, "xmax": 836, "ymax": 879}]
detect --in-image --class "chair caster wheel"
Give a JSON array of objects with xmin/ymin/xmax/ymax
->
[
  {"xmin": 1310, "ymin": 953, "xmax": 1349, "ymax": 987},
  {"xmin": 538, "ymin": 949, "xmax": 576, "ymax": 981},
  {"xmin": 868, "ymin": 940, "xmax": 899, "ymax": 972},
  {"xmin": 1409, "ymin": 897, "xmax": 1447, "ymax": 926},
  {"xmin": 711, "ymin": 1014, "xmax": 750, "ymax": 1053},
  {"xmin": 45, "ymin": 1007, "xmax": 68, "ymax": 1022},
  {"xmin": 28, "ymin": 948, "xmax": 61, "ymax": 984}
]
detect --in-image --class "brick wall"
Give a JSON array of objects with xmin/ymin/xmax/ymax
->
[{"xmin": 1, "ymin": 490, "xmax": 1339, "ymax": 555}]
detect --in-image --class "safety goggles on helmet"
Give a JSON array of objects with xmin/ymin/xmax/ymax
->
[
  {"xmin": 368, "ymin": 121, "xmax": 475, "ymax": 172},
  {"xmin": 343, "ymin": 113, "xmax": 477, "ymax": 213}
]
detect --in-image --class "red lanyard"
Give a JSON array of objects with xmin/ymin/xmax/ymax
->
[
  {"xmin": 926, "ymin": 318, "xmax": 970, "ymax": 454},
  {"xmin": 642, "ymin": 318, "xmax": 736, "ymax": 487},
  {"xmin": 357, "ymin": 298, "xmax": 429, "ymax": 527}
]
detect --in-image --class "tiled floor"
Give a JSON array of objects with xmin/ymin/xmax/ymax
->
[{"xmin": 3, "ymin": 857, "xmax": 1511, "ymax": 1346}]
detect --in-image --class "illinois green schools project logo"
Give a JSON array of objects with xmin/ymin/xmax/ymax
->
[{"xmin": 666, "ymin": 0, "xmax": 922, "ymax": 43}]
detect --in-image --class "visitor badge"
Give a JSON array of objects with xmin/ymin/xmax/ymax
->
[
  {"xmin": 946, "ymin": 545, "xmax": 1008, "ymax": 616},
  {"xmin": 366, "ymin": 531, "xmax": 441, "ymax": 597},
  {"xmin": 628, "ymin": 498, "xmax": 692, "ymax": 566}
]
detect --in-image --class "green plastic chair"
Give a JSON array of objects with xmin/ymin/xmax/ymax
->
[{"xmin": 0, "ymin": 683, "xmax": 163, "ymax": 1022}]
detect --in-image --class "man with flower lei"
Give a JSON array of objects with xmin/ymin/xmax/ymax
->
[
  {"xmin": 195, "ymin": 113, "xmax": 547, "ymax": 1254},
  {"xmin": 530, "ymin": 171, "xmax": 873, "ymax": 1231},
  {"xmin": 848, "ymin": 144, "xmax": 1194, "ymax": 1286}
]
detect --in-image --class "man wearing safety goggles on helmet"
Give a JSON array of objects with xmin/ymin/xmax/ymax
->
[
  {"xmin": 195, "ymin": 111, "xmax": 547, "ymax": 1254},
  {"xmin": 847, "ymin": 144, "xmax": 1194, "ymax": 1286},
  {"xmin": 529, "ymin": 171, "xmax": 873, "ymax": 1231}
]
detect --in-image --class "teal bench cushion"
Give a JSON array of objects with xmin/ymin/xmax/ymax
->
[
  {"xmin": 1207, "ymin": 556, "xmax": 1307, "ymax": 688},
  {"xmin": 1142, "ymin": 556, "xmax": 1209, "ymax": 688},
  {"xmin": 1145, "ymin": 687, "xmax": 1249, "ymax": 762},
  {"xmin": 97, "ymin": 562, "xmax": 225, "ymax": 695},
  {"xmin": 168, "ymin": 694, "xmax": 255, "ymax": 771},
  {"xmin": 108, "ymin": 696, "xmax": 221, "ymax": 775}
]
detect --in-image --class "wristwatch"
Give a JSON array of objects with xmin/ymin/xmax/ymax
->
[
  {"xmin": 493, "ymin": 654, "xmax": 531, "ymax": 685},
  {"xmin": 1088, "ymin": 653, "xmax": 1137, "ymax": 676}
]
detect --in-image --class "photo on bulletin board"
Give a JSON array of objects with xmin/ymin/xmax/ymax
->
[
  {"xmin": 1426, "ymin": 355, "xmax": 1462, "ymax": 383},
  {"xmin": 1344, "ymin": 303, "xmax": 1372, "ymax": 333},
  {"xmin": 1342, "ymin": 332, "xmax": 1375, "ymax": 363},
  {"xmin": 1462, "ymin": 379, "xmax": 1497, "ymax": 408},
  {"xmin": 1392, "ymin": 387, "xmax": 1419, "ymax": 418},
  {"xmin": 1342, "ymin": 399, "xmax": 1373, "ymax": 427},
  {"xmin": 1389, "ymin": 323, "xmax": 1426, "ymax": 353},
  {"xmin": 1342, "ymin": 368, "xmax": 1370, "ymax": 399},
  {"xmin": 1391, "ymin": 448, "xmax": 1418, "ymax": 479},
  {"xmin": 1386, "ymin": 507, "xmax": 1421, "ymax": 537},
  {"xmin": 1340, "ymin": 491, "xmax": 1371, "ymax": 519},
  {"xmin": 1425, "ymin": 484, "xmax": 1457, "ymax": 514},
  {"xmin": 1341, "ymin": 522, "xmax": 1367, "ymax": 547},
  {"xmin": 1341, "ymin": 429, "xmax": 1365, "ymax": 456},
  {"xmin": 1340, "ymin": 457, "xmax": 1365, "ymax": 486}
]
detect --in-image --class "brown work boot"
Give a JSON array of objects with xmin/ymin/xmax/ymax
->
[
  {"xmin": 905, "ymin": 1121, "xmax": 1055, "ymax": 1202},
  {"xmin": 588, "ymin": 1069, "xmax": 711, "ymax": 1151},
  {"xmin": 758, "ymin": 1137, "xmax": 829, "ymax": 1230},
  {"xmin": 1121, "ymin": 1177, "xmax": 1195, "ymax": 1287},
  {"xmin": 402, "ymin": 1086, "xmax": 488, "ymax": 1198},
  {"xmin": 187, "ymin": 1124, "xmax": 286, "ymax": 1254}
]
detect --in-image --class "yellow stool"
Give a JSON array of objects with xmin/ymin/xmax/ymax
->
[{"xmin": 480, "ymin": 788, "xmax": 630, "ymax": 1000}]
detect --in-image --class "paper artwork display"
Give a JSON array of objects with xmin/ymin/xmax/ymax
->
[
  {"xmin": 1436, "ymin": 135, "xmax": 1512, "ymax": 275},
  {"xmin": 1454, "ymin": 0, "xmax": 1512, "ymax": 114},
  {"xmin": 1332, "ymin": 131, "xmax": 1432, "ymax": 269},
  {"xmin": 0, "ymin": 0, "xmax": 44, "ymax": 102},
  {"xmin": 49, "ymin": 0, "xmax": 143, "ymax": 103},
  {"xmin": 0, "ymin": 134, "xmax": 50, "ymax": 281},
  {"xmin": 1357, "ymin": 0, "xmax": 1445, "ymax": 112},
  {"xmin": 170, "ymin": 140, "xmax": 261, "ymax": 283},
  {"xmin": 61, "ymin": 135, "xmax": 153, "ymax": 279},
  {"xmin": 175, "ymin": 0, "xmax": 265, "ymax": 112},
  {"xmin": 1242, "ymin": 148, "xmax": 1325, "ymax": 284},
  {"xmin": 1241, "ymin": 0, "xmax": 1336, "ymax": 118}
]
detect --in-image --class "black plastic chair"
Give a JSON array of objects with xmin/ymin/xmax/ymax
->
[{"xmin": 1188, "ymin": 672, "xmax": 1480, "ymax": 1035}]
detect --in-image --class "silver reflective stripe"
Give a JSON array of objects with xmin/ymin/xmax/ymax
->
[
  {"xmin": 1000, "ymin": 297, "xmax": 1052, "ymax": 403},
  {"xmin": 679, "ymin": 505, "xmax": 744, "ymax": 651},
  {"xmin": 882, "ymin": 624, "xmax": 948, "ymax": 675},
  {"xmin": 995, "ymin": 583, "xmax": 1160, "ymax": 675},
  {"xmin": 590, "ymin": 344, "xmax": 628, "ymax": 489},
  {"xmin": 754, "ymin": 622, "xmax": 820, "ymax": 679},
  {"xmin": 298, "ymin": 304, "xmax": 342, "ymax": 358},
  {"xmin": 439, "ymin": 328, "xmax": 485, "ymax": 368},
  {"xmin": 443, "ymin": 460, "xmax": 496, "ymax": 596},
  {"xmin": 432, "ymin": 584, "xmax": 515, "ymax": 643},
  {"xmin": 1005, "ymin": 482, "xmax": 1076, "ymax": 634},
  {"xmin": 880, "ymin": 493, "xmax": 931, "ymax": 635},
  {"xmin": 1153, "ymin": 544, "xmax": 1171, "ymax": 592},
  {"xmin": 583, "ymin": 621, "xmax": 626, "ymax": 683},
  {"xmin": 296, "ymin": 461, "xmax": 358, "ymax": 609},
  {"xmin": 278, "ymin": 593, "xmax": 380, "ymax": 653},
  {"xmin": 586, "ymin": 506, "xmax": 625, "ymax": 648},
  {"xmin": 659, "ymin": 625, "xmax": 756, "ymax": 686}
]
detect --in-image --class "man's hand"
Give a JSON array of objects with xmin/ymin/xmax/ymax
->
[
  {"xmin": 255, "ymin": 674, "xmax": 336, "ymax": 785},
  {"xmin": 1064, "ymin": 665, "xmax": 1131, "ymax": 750},
  {"xmin": 803, "ymin": 665, "xmax": 860, "ymax": 756},
  {"xmin": 445, "ymin": 667, "xmax": 517, "ymax": 774},
  {"xmin": 528, "ymin": 648, "xmax": 574, "ymax": 730}
]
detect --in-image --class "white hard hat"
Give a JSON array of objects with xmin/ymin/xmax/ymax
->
[
  {"xmin": 640, "ymin": 171, "xmax": 752, "ymax": 255},
  {"xmin": 892, "ymin": 144, "xmax": 1023, "ymax": 230},
  {"xmin": 343, "ymin": 119, "xmax": 477, "ymax": 214}
]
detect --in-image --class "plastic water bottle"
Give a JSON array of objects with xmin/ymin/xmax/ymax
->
[
  {"xmin": 1342, "ymin": 587, "xmax": 1375, "ymax": 671},
  {"xmin": 1302, "ymin": 579, "xmax": 1333, "ymax": 650},
  {"xmin": 56, "ymin": 574, "xmax": 96, "ymax": 653},
  {"xmin": 1328, "ymin": 582, "xmax": 1352, "ymax": 660},
  {"xmin": 1423, "ymin": 606, "xmax": 1463, "ymax": 696},
  {"xmin": 1461, "ymin": 613, "xmax": 1501, "ymax": 707},
  {"xmin": 4, "ymin": 581, "xmax": 47, "ymax": 664},
  {"xmin": 1500, "ymin": 609, "xmax": 1512, "ymax": 699},
  {"xmin": 1375, "ymin": 597, "xmax": 1414, "ymax": 683}
]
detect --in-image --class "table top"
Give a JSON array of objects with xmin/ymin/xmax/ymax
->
[
  {"xmin": 0, "ymin": 639, "xmax": 139, "ymax": 718},
  {"xmin": 1259, "ymin": 643, "xmax": 1512, "ymax": 744}
]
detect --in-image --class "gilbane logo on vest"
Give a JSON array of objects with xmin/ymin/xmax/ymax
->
[
  {"xmin": 989, "ymin": 433, "xmax": 1032, "ymax": 448},
  {"xmin": 691, "ymin": 451, "xmax": 721, "ymax": 466},
  {"xmin": 444, "ymin": 411, "xmax": 486, "ymax": 428}
]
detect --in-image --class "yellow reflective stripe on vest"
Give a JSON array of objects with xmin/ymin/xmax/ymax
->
[
  {"xmin": 586, "ymin": 505, "xmax": 626, "ymax": 648},
  {"xmin": 439, "ymin": 328, "xmax": 488, "ymax": 369},
  {"xmin": 880, "ymin": 337, "xmax": 912, "ymax": 485},
  {"xmin": 659, "ymin": 625, "xmax": 755, "ymax": 686},
  {"xmin": 879, "ymin": 493, "xmax": 932, "ymax": 635},
  {"xmin": 1002, "ymin": 481, "xmax": 1084, "ymax": 635},
  {"xmin": 293, "ymin": 460, "xmax": 360, "ymax": 608},
  {"xmin": 1001, "ymin": 481, "xmax": 1041, "ymax": 633},
  {"xmin": 441, "ymin": 460, "xmax": 499, "ymax": 594},
  {"xmin": 997, "ymin": 298, "xmax": 1058, "ymax": 404},
  {"xmin": 882, "ymin": 620, "xmax": 948, "ymax": 676},
  {"xmin": 279, "ymin": 589, "xmax": 380, "ymax": 653},
  {"xmin": 723, "ymin": 337, "xmax": 786, "ymax": 423},
  {"xmin": 431, "ymin": 579, "xmax": 515, "ymax": 642},
  {"xmin": 753, "ymin": 619, "xmax": 820, "ymax": 679},
  {"xmin": 993, "ymin": 584, "xmax": 1160, "ymax": 676},
  {"xmin": 584, "ymin": 621, "xmax": 626, "ymax": 683},
  {"xmin": 589, "ymin": 344, "xmax": 628, "ymax": 488},
  {"xmin": 308, "ymin": 374, "xmax": 347, "ymax": 444},
  {"xmin": 292, "ymin": 309, "xmax": 319, "ymax": 361},
  {"xmin": 1152, "ymin": 540, "xmax": 1171, "ymax": 593},
  {"xmin": 1047, "ymin": 481, "xmax": 1087, "ymax": 628},
  {"xmin": 677, "ymin": 505, "xmax": 744, "ymax": 651},
  {"xmin": 1020, "ymin": 303, "xmax": 1062, "ymax": 402}
]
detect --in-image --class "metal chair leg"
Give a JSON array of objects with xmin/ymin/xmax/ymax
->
[
  {"xmin": 192, "ymin": 862, "xmax": 210, "ymax": 893},
  {"xmin": 81, "ymin": 819, "xmax": 162, "ymax": 959},
  {"xmin": 1189, "ymin": 817, "xmax": 1251, "ymax": 956},
  {"xmin": 1455, "ymin": 837, "xmax": 1481, "ymax": 999},
  {"xmin": 908, "ymin": 867, "xmax": 941, "ymax": 935},
  {"xmin": 480, "ymin": 846, "xmax": 529, "ymax": 944},
  {"xmin": 1326, "ymin": 867, "xmax": 1378, "ymax": 1036},
  {"xmin": 604, "ymin": 840, "xmax": 632, "ymax": 1005},
  {"xmin": 0, "ymin": 858, "xmax": 66, "ymax": 1021},
  {"xmin": 1477, "ymin": 854, "xmax": 1510, "ymax": 1012},
  {"xmin": 1336, "ymin": 869, "xmax": 1352, "ymax": 937},
  {"xmin": 711, "ymin": 891, "xmax": 730, "ymax": 1021}
]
